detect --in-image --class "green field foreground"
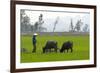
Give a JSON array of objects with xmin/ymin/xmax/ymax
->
[{"xmin": 21, "ymin": 35, "xmax": 89, "ymax": 63}]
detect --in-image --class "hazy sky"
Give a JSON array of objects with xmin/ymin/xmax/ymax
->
[{"xmin": 24, "ymin": 10, "xmax": 90, "ymax": 32}]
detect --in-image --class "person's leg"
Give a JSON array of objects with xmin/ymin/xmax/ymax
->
[{"xmin": 32, "ymin": 44, "xmax": 36, "ymax": 53}]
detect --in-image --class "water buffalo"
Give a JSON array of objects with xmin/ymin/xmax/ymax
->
[
  {"xmin": 42, "ymin": 40, "xmax": 58, "ymax": 53},
  {"xmin": 60, "ymin": 41, "xmax": 73, "ymax": 53}
]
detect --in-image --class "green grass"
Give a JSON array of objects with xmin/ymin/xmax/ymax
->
[{"xmin": 21, "ymin": 35, "xmax": 89, "ymax": 63}]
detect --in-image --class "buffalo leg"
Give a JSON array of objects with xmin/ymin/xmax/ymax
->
[
  {"xmin": 55, "ymin": 48, "xmax": 57, "ymax": 53},
  {"xmin": 66, "ymin": 49, "xmax": 68, "ymax": 53},
  {"xmin": 71, "ymin": 48, "xmax": 73, "ymax": 52},
  {"xmin": 43, "ymin": 49, "xmax": 45, "ymax": 53}
]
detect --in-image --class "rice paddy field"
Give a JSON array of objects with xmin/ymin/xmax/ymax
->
[{"xmin": 21, "ymin": 34, "xmax": 89, "ymax": 63}]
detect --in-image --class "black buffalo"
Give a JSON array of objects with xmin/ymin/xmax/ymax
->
[
  {"xmin": 60, "ymin": 41, "xmax": 73, "ymax": 53},
  {"xmin": 42, "ymin": 40, "xmax": 58, "ymax": 53}
]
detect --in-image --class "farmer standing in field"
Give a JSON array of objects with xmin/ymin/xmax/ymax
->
[{"xmin": 32, "ymin": 33, "xmax": 38, "ymax": 53}]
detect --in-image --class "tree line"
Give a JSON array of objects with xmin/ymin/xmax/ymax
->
[{"xmin": 20, "ymin": 10, "xmax": 89, "ymax": 34}]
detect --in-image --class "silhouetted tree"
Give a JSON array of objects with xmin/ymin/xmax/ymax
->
[
  {"xmin": 33, "ymin": 14, "xmax": 46, "ymax": 32},
  {"xmin": 53, "ymin": 17, "xmax": 59, "ymax": 32},
  {"xmin": 83, "ymin": 24, "xmax": 89, "ymax": 32},
  {"xmin": 20, "ymin": 9, "xmax": 31, "ymax": 33},
  {"xmin": 69, "ymin": 18, "xmax": 74, "ymax": 32},
  {"xmin": 74, "ymin": 19, "xmax": 83, "ymax": 32}
]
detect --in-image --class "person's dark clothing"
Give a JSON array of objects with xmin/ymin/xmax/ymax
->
[
  {"xmin": 32, "ymin": 35, "xmax": 37, "ymax": 53},
  {"xmin": 32, "ymin": 36, "xmax": 36, "ymax": 45}
]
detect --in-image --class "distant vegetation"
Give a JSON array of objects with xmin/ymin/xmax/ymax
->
[{"xmin": 20, "ymin": 9, "xmax": 89, "ymax": 34}]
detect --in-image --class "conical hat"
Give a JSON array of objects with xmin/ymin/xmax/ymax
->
[{"xmin": 33, "ymin": 33, "xmax": 38, "ymax": 36}]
